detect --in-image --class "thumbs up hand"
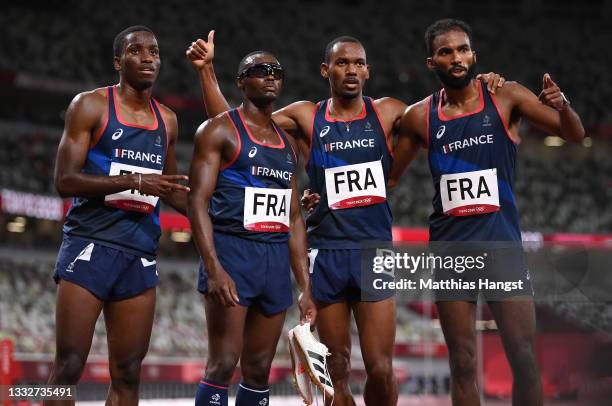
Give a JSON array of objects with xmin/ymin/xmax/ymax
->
[
  {"xmin": 538, "ymin": 73, "xmax": 567, "ymax": 111},
  {"xmin": 186, "ymin": 30, "xmax": 215, "ymax": 70}
]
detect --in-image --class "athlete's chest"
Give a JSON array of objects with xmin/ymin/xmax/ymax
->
[
  {"xmin": 430, "ymin": 98, "xmax": 518, "ymax": 161},
  {"xmin": 314, "ymin": 118, "xmax": 384, "ymax": 155},
  {"xmin": 98, "ymin": 126, "xmax": 166, "ymax": 164}
]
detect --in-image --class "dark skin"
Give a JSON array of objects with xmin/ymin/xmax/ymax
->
[
  {"xmin": 290, "ymin": 29, "xmax": 585, "ymax": 405},
  {"xmin": 187, "ymin": 32, "xmax": 504, "ymax": 406},
  {"xmin": 46, "ymin": 31, "xmax": 188, "ymax": 406},
  {"xmin": 187, "ymin": 53, "xmax": 316, "ymax": 388},
  {"xmin": 392, "ymin": 29, "xmax": 584, "ymax": 406}
]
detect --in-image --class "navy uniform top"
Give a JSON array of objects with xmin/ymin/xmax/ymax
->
[
  {"xmin": 209, "ymin": 108, "xmax": 296, "ymax": 243},
  {"xmin": 306, "ymin": 97, "xmax": 393, "ymax": 249},
  {"xmin": 63, "ymin": 85, "xmax": 168, "ymax": 258},
  {"xmin": 427, "ymin": 80, "xmax": 521, "ymax": 242}
]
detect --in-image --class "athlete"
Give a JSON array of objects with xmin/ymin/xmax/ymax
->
[
  {"xmin": 390, "ymin": 19, "xmax": 585, "ymax": 406},
  {"xmin": 46, "ymin": 26, "xmax": 189, "ymax": 406},
  {"xmin": 187, "ymin": 51, "xmax": 316, "ymax": 406},
  {"xmin": 187, "ymin": 32, "xmax": 503, "ymax": 406}
]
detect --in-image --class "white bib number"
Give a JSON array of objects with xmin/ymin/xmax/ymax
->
[
  {"xmin": 104, "ymin": 162, "xmax": 161, "ymax": 214},
  {"xmin": 440, "ymin": 168, "xmax": 500, "ymax": 216},
  {"xmin": 244, "ymin": 187, "xmax": 292, "ymax": 232},
  {"xmin": 325, "ymin": 160, "xmax": 386, "ymax": 210}
]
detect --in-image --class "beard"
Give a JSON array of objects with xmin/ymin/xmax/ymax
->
[{"xmin": 435, "ymin": 62, "xmax": 477, "ymax": 90}]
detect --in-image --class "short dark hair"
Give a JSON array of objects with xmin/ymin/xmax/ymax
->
[
  {"xmin": 113, "ymin": 25, "xmax": 155, "ymax": 58},
  {"xmin": 324, "ymin": 36, "xmax": 363, "ymax": 63},
  {"xmin": 237, "ymin": 50, "xmax": 278, "ymax": 76},
  {"xmin": 424, "ymin": 19, "xmax": 473, "ymax": 56}
]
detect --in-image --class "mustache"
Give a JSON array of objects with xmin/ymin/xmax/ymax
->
[{"xmin": 435, "ymin": 63, "xmax": 477, "ymax": 90}]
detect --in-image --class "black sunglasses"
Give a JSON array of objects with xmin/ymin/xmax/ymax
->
[{"xmin": 237, "ymin": 63, "xmax": 284, "ymax": 80}]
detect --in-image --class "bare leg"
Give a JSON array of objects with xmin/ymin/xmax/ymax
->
[
  {"xmin": 203, "ymin": 296, "xmax": 249, "ymax": 384},
  {"xmin": 488, "ymin": 298, "xmax": 542, "ymax": 406},
  {"xmin": 104, "ymin": 288, "xmax": 156, "ymax": 406},
  {"xmin": 316, "ymin": 301, "xmax": 356, "ymax": 406},
  {"xmin": 437, "ymin": 301, "xmax": 480, "ymax": 406},
  {"xmin": 353, "ymin": 298, "xmax": 398, "ymax": 406},
  {"xmin": 240, "ymin": 306, "xmax": 286, "ymax": 387},
  {"xmin": 45, "ymin": 280, "xmax": 103, "ymax": 406}
]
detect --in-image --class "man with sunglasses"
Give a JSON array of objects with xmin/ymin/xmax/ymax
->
[
  {"xmin": 187, "ymin": 32, "xmax": 502, "ymax": 406},
  {"xmin": 187, "ymin": 50, "xmax": 316, "ymax": 406}
]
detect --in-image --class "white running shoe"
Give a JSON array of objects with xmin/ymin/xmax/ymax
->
[
  {"xmin": 291, "ymin": 323, "xmax": 334, "ymax": 399},
  {"xmin": 288, "ymin": 328, "xmax": 314, "ymax": 404}
]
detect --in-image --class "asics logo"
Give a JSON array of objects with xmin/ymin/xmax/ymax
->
[
  {"xmin": 248, "ymin": 146, "xmax": 258, "ymax": 158},
  {"xmin": 112, "ymin": 128, "xmax": 124, "ymax": 140},
  {"xmin": 259, "ymin": 400, "xmax": 268, "ymax": 405},
  {"xmin": 436, "ymin": 125, "xmax": 446, "ymax": 139},
  {"xmin": 319, "ymin": 126, "xmax": 330, "ymax": 138}
]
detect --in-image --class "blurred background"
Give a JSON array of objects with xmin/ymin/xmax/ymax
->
[{"xmin": 0, "ymin": 0, "xmax": 611, "ymax": 404}]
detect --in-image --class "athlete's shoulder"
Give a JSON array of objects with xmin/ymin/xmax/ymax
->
[
  {"xmin": 404, "ymin": 96, "xmax": 430, "ymax": 118},
  {"xmin": 70, "ymin": 87, "xmax": 107, "ymax": 110},
  {"xmin": 153, "ymin": 100, "xmax": 178, "ymax": 134},
  {"xmin": 281, "ymin": 100, "xmax": 318, "ymax": 115},
  {"xmin": 491, "ymin": 81, "xmax": 530, "ymax": 101},
  {"xmin": 195, "ymin": 111, "xmax": 232, "ymax": 139},
  {"xmin": 65, "ymin": 87, "xmax": 109, "ymax": 125},
  {"xmin": 372, "ymin": 96, "xmax": 408, "ymax": 112},
  {"xmin": 398, "ymin": 97, "xmax": 430, "ymax": 141},
  {"xmin": 371, "ymin": 97, "xmax": 409, "ymax": 127},
  {"xmin": 154, "ymin": 100, "xmax": 177, "ymax": 121}
]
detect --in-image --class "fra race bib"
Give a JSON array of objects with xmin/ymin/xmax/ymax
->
[
  {"xmin": 325, "ymin": 160, "xmax": 386, "ymax": 210},
  {"xmin": 440, "ymin": 168, "xmax": 500, "ymax": 216},
  {"xmin": 244, "ymin": 187, "xmax": 292, "ymax": 232},
  {"xmin": 104, "ymin": 162, "xmax": 161, "ymax": 214}
]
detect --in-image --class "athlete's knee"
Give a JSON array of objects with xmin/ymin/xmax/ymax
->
[
  {"xmin": 205, "ymin": 354, "xmax": 240, "ymax": 384},
  {"xmin": 326, "ymin": 348, "xmax": 351, "ymax": 383},
  {"xmin": 240, "ymin": 355, "xmax": 273, "ymax": 388},
  {"xmin": 365, "ymin": 357, "xmax": 394, "ymax": 383},
  {"xmin": 109, "ymin": 356, "xmax": 145, "ymax": 389},
  {"xmin": 506, "ymin": 339, "xmax": 539, "ymax": 382},
  {"xmin": 51, "ymin": 351, "xmax": 87, "ymax": 384},
  {"xmin": 448, "ymin": 346, "xmax": 477, "ymax": 382}
]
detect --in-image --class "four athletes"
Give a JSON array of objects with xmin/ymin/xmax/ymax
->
[{"xmin": 47, "ymin": 17, "xmax": 584, "ymax": 406}]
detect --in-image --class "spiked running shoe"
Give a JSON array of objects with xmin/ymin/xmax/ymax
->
[
  {"xmin": 291, "ymin": 323, "xmax": 334, "ymax": 400},
  {"xmin": 288, "ymin": 328, "xmax": 314, "ymax": 404}
]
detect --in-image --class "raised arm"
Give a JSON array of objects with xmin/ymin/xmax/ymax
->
[
  {"xmin": 187, "ymin": 116, "xmax": 239, "ymax": 307},
  {"xmin": 187, "ymin": 33, "xmax": 313, "ymax": 139},
  {"xmin": 54, "ymin": 91, "xmax": 188, "ymax": 198},
  {"xmin": 503, "ymin": 74, "xmax": 585, "ymax": 143},
  {"xmin": 186, "ymin": 31, "xmax": 232, "ymax": 118}
]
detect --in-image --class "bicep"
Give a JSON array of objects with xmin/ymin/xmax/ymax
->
[
  {"xmin": 188, "ymin": 129, "xmax": 223, "ymax": 202},
  {"xmin": 512, "ymin": 85, "xmax": 561, "ymax": 135},
  {"xmin": 55, "ymin": 96, "xmax": 99, "ymax": 178},
  {"xmin": 272, "ymin": 109, "xmax": 299, "ymax": 132}
]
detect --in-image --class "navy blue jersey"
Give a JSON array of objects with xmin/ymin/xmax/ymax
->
[
  {"xmin": 209, "ymin": 108, "xmax": 296, "ymax": 243},
  {"xmin": 63, "ymin": 85, "xmax": 168, "ymax": 259},
  {"xmin": 306, "ymin": 97, "xmax": 393, "ymax": 249},
  {"xmin": 427, "ymin": 80, "xmax": 521, "ymax": 241}
]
